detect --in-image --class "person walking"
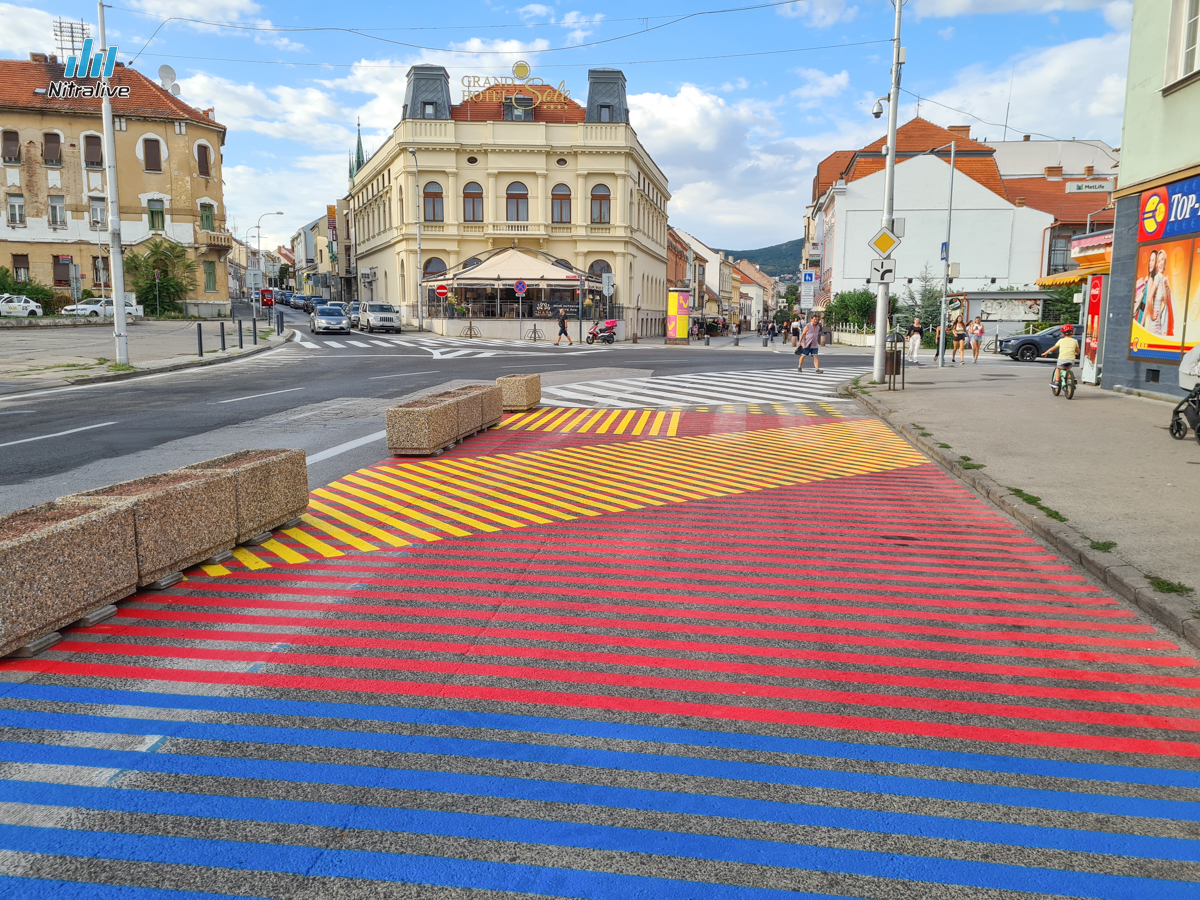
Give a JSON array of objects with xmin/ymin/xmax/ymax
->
[
  {"xmin": 790, "ymin": 319, "xmax": 801, "ymax": 348},
  {"xmin": 950, "ymin": 314, "xmax": 967, "ymax": 364},
  {"xmin": 906, "ymin": 316, "xmax": 924, "ymax": 363},
  {"xmin": 768, "ymin": 322, "xmax": 777, "ymax": 343},
  {"xmin": 797, "ymin": 313, "xmax": 822, "ymax": 374},
  {"xmin": 968, "ymin": 315, "xmax": 985, "ymax": 363},
  {"xmin": 554, "ymin": 308, "xmax": 573, "ymax": 346}
]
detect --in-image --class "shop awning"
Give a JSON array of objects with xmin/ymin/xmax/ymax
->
[
  {"xmin": 421, "ymin": 247, "xmax": 598, "ymax": 288},
  {"xmin": 1036, "ymin": 264, "xmax": 1109, "ymax": 288}
]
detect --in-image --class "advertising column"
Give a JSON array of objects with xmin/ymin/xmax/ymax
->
[
  {"xmin": 666, "ymin": 289, "xmax": 690, "ymax": 345},
  {"xmin": 1081, "ymin": 274, "xmax": 1104, "ymax": 384}
]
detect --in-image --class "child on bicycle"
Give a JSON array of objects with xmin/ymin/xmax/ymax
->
[{"xmin": 1041, "ymin": 324, "xmax": 1079, "ymax": 388}]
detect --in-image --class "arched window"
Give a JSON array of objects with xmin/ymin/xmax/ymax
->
[
  {"xmin": 553, "ymin": 258, "xmax": 573, "ymax": 271},
  {"xmin": 462, "ymin": 257, "xmax": 482, "ymax": 269},
  {"xmin": 588, "ymin": 259, "xmax": 612, "ymax": 277},
  {"xmin": 462, "ymin": 182, "xmax": 483, "ymax": 222},
  {"xmin": 590, "ymin": 184, "xmax": 610, "ymax": 224},
  {"xmin": 423, "ymin": 182, "xmax": 443, "ymax": 222},
  {"xmin": 551, "ymin": 184, "xmax": 572, "ymax": 224},
  {"xmin": 423, "ymin": 257, "xmax": 447, "ymax": 277},
  {"xmin": 506, "ymin": 182, "xmax": 528, "ymax": 222}
]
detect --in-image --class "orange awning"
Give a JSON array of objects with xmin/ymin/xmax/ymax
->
[{"xmin": 1036, "ymin": 264, "xmax": 1109, "ymax": 288}]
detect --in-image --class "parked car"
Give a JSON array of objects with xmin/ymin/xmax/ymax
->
[
  {"xmin": 999, "ymin": 325, "xmax": 1077, "ymax": 362},
  {"xmin": 0, "ymin": 294, "xmax": 42, "ymax": 317},
  {"xmin": 310, "ymin": 305, "xmax": 351, "ymax": 334},
  {"xmin": 61, "ymin": 298, "xmax": 136, "ymax": 317},
  {"xmin": 358, "ymin": 302, "xmax": 401, "ymax": 333},
  {"xmin": 349, "ymin": 301, "xmax": 361, "ymax": 327}
]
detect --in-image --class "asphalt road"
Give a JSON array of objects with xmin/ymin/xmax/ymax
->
[{"xmin": 0, "ymin": 304, "xmax": 871, "ymax": 513}]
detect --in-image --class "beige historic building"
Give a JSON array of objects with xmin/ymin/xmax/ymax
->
[
  {"xmin": 349, "ymin": 66, "xmax": 669, "ymax": 339},
  {"xmin": 1, "ymin": 54, "xmax": 230, "ymax": 309}
]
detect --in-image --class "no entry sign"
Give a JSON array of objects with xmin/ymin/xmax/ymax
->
[
  {"xmin": 435, "ymin": 284, "xmax": 449, "ymax": 298},
  {"xmin": 514, "ymin": 280, "xmax": 527, "ymax": 295}
]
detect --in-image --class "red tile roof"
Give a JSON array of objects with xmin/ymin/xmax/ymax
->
[
  {"xmin": 858, "ymin": 117, "xmax": 993, "ymax": 155},
  {"xmin": 0, "ymin": 57, "xmax": 225, "ymax": 134},
  {"xmin": 451, "ymin": 83, "xmax": 585, "ymax": 124},
  {"xmin": 1001, "ymin": 177, "xmax": 1115, "ymax": 225},
  {"xmin": 812, "ymin": 150, "xmax": 854, "ymax": 202}
]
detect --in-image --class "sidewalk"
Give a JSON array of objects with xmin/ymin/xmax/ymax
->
[
  {"xmin": 628, "ymin": 333, "xmax": 867, "ymax": 355},
  {"xmin": 855, "ymin": 354, "xmax": 1200, "ymax": 606},
  {"xmin": 0, "ymin": 316, "xmax": 288, "ymax": 394}
]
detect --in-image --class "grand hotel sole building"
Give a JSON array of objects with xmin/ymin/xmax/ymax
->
[{"xmin": 349, "ymin": 65, "xmax": 670, "ymax": 340}]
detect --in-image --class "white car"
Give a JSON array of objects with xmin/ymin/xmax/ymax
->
[
  {"xmin": 358, "ymin": 302, "xmax": 401, "ymax": 333},
  {"xmin": 61, "ymin": 298, "xmax": 136, "ymax": 317},
  {"xmin": 0, "ymin": 295, "xmax": 42, "ymax": 317}
]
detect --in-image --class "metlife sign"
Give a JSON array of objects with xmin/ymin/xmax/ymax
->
[{"xmin": 46, "ymin": 39, "xmax": 129, "ymax": 100}]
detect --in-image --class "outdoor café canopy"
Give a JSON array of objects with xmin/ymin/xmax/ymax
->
[{"xmin": 420, "ymin": 246, "xmax": 599, "ymax": 288}]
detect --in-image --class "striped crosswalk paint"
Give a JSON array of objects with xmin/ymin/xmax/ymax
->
[{"xmin": 542, "ymin": 366, "xmax": 870, "ymax": 408}]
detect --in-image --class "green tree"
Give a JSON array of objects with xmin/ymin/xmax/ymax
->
[
  {"xmin": 277, "ymin": 262, "xmax": 292, "ymax": 287},
  {"xmin": 826, "ymin": 288, "xmax": 878, "ymax": 327},
  {"xmin": 0, "ymin": 266, "xmax": 56, "ymax": 308},
  {"xmin": 784, "ymin": 284, "xmax": 798, "ymax": 302},
  {"xmin": 123, "ymin": 239, "xmax": 198, "ymax": 315},
  {"xmin": 1042, "ymin": 284, "xmax": 1081, "ymax": 324}
]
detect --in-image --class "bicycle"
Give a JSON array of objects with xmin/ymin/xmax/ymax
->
[{"xmin": 1051, "ymin": 363, "xmax": 1076, "ymax": 399}]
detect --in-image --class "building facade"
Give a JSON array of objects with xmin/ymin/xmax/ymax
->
[
  {"xmin": 1, "ymin": 54, "xmax": 230, "ymax": 310},
  {"xmin": 348, "ymin": 65, "xmax": 669, "ymax": 339},
  {"xmin": 1101, "ymin": 0, "xmax": 1200, "ymax": 394}
]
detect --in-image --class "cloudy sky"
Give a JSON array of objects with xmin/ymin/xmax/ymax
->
[{"xmin": 2, "ymin": 0, "xmax": 1130, "ymax": 251}]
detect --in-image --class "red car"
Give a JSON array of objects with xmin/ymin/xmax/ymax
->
[{"xmin": 259, "ymin": 288, "xmax": 275, "ymax": 307}]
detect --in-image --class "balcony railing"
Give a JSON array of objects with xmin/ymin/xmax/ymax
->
[{"xmin": 197, "ymin": 230, "xmax": 233, "ymax": 250}]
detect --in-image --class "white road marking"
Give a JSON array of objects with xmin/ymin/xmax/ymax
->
[
  {"xmin": 324, "ymin": 341, "xmax": 345, "ymax": 348},
  {"xmin": 216, "ymin": 387, "xmax": 304, "ymax": 404},
  {"xmin": 0, "ymin": 421, "xmax": 117, "ymax": 448},
  {"xmin": 298, "ymin": 341, "xmax": 319, "ymax": 349},
  {"xmin": 306, "ymin": 430, "xmax": 387, "ymax": 466},
  {"xmin": 369, "ymin": 341, "xmax": 392, "ymax": 346},
  {"xmin": 367, "ymin": 370, "xmax": 439, "ymax": 380},
  {"xmin": 346, "ymin": 340, "xmax": 370, "ymax": 348}
]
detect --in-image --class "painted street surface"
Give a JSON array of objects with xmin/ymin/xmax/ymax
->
[{"xmin": 2, "ymin": 402, "xmax": 1199, "ymax": 899}]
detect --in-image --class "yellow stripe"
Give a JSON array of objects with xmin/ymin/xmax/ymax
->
[
  {"xmin": 595, "ymin": 409, "xmax": 624, "ymax": 434},
  {"xmin": 530, "ymin": 407, "xmax": 575, "ymax": 432},
  {"xmin": 261, "ymin": 538, "xmax": 307, "ymax": 565},
  {"xmin": 613, "ymin": 410, "xmax": 637, "ymax": 435},
  {"xmin": 461, "ymin": 456, "xmax": 626, "ymax": 514},
  {"xmin": 666, "ymin": 411, "xmax": 680, "ymax": 436},
  {"xmin": 284, "ymin": 527, "xmax": 344, "ymax": 558},
  {"xmin": 300, "ymin": 512, "xmax": 378, "ymax": 552},
  {"xmin": 327, "ymin": 482, "xmax": 472, "ymax": 537},
  {"xmin": 433, "ymin": 458, "xmax": 581, "ymax": 518},
  {"xmin": 648, "ymin": 411, "xmax": 666, "ymax": 435},
  {"xmin": 371, "ymin": 467, "xmax": 535, "ymax": 526},
  {"xmin": 231, "ymin": 547, "xmax": 271, "ymax": 570},
  {"xmin": 512, "ymin": 407, "xmax": 557, "ymax": 430},
  {"xmin": 500, "ymin": 410, "xmax": 538, "ymax": 430},
  {"xmin": 341, "ymin": 474, "xmax": 497, "ymax": 532},
  {"xmin": 201, "ymin": 564, "xmax": 230, "ymax": 577},
  {"xmin": 630, "ymin": 410, "xmax": 652, "ymax": 436},
  {"xmin": 556, "ymin": 408, "xmax": 594, "ymax": 434},
  {"xmin": 312, "ymin": 491, "xmax": 437, "ymax": 542},
  {"xmin": 573, "ymin": 409, "xmax": 608, "ymax": 434}
]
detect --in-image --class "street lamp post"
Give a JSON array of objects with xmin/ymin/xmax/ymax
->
[
  {"xmin": 255, "ymin": 212, "xmax": 284, "ymax": 319},
  {"xmin": 409, "ymin": 148, "xmax": 423, "ymax": 333},
  {"xmin": 936, "ymin": 142, "xmax": 956, "ymax": 368},
  {"xmin": 97, "ymin": 1, "xmax": 127, "ymax": 365},
  {"xmin": 871, "ymin": 0, "xmax": 906, "ymax": 383}
]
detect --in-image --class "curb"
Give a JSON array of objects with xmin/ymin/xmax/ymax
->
[
  {"xmin": 1112, "ymin": 384, "xmax": 1184, "ymax": 404},
  {"xmin": 58, "ymin": 329, "xmax": 295, "ymax": 388},
  {"xmin": 842, "ymin": 380, "xmax": 1200, "ymax": 649}
]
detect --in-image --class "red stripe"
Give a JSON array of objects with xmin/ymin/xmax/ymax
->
[{"xmin": 11, "ymin": 657, "xmax": 1200, "ymax": 758}]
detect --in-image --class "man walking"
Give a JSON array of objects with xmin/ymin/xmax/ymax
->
[
  {"xmin": 797, "ymin": 314, "xmax": 822, "ymax": 374},
  {"xmin": 554, "ymin": 308, "xmax": 573, "ymax": 346},
  {"xmin": 906, "ymin": 317, "xmax": 924, "ymax": 363}
]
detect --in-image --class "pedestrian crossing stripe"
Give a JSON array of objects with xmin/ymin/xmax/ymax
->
[{"xmin": 199, "ymin": 418, "xmax": 924, "ymax": 576}]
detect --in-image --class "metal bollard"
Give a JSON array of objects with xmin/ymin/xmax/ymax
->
[
  {"xmin": 734, "ymin": 334, "xmax": 739, "ymax": 346},
  {"xmin": 220, "ymin": 321, "xmax": 226, "ymax": 351},
  {"xmin": 196, "ymin": 322, "xmax": 203, "ymax": 358},
  {"xmin": 704, "ymin": 335, "xmax": 710, "ymax": 346},
  {"xmin": 252, "ymin": 319, "xmax": 258, "ymax": 345},
  {"xmin": 238, "ymin": 320, "xmax": 244, "ymax": 349},
  {"xmin": 762, "ymin": 337, "xmax": 768, "ymax": 347}
]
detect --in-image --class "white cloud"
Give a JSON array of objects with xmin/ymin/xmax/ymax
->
[
  {"xmin": 913, "ymin": 0, "xmax": 1111, "ymax": 17},
  {"xmin": 917, "ymin": 32, "xmax": 1129, "ymax": 146},
  {"xmin": 720, "ymin": 77, "xmax": 750, "ymax": 92},
  {"xmin": 1103, "ymin": 0, "xmax": 1133, "ymax": 28},
  {"xmin": 938, "ymin": 26, "xmax": 955, "ymax": 39},
  {"xmin": 177, "ymin": 73, "xmax": 351, "ymax": 149},
  {"xmin": 0, "ymin": 3, "xmax": 55, "ymax": 54},
  {"xmin": 224, "ymin": 155, "xmax": 347, "ymax": 250},
  {"xmin": 132, "ymin": 0, "xmax": 260, "ymax": 22},
  {"xmin": 791, "ymin": 67, "xmax": 850, "ymax": 108},
  {"xmin": 517, "ymin": 4, "xmax": 553, "ymax": 21},
  {"xmin": 777, "ymin": 0, "xmax": 858, "ymax": 27},
  {"xmin": 560, "ymin": 11, "xmax": 604, "ymax": 44}
]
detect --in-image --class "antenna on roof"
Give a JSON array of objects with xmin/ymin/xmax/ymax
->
[
  {"xmin": 53, "ymin": 18, "xmax": 91, "ymax": 61},
  {"xmin": 158, "ymin": 65, "xmax": 180, "ymax": 96}
]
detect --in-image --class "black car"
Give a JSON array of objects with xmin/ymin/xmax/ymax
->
[{"xmin": 999, "ymin": 325, "xmax": 1076, "ymax": 362}]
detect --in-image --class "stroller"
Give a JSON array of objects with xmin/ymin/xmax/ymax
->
[
  {"xmin": 586, "ymin": 319, "xmax": 617, "ymax": 345},
  {"xmin": 1169, "ymin": 344, "xmax": 1200, "ymax": 444}
]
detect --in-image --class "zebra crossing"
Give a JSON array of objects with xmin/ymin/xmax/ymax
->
[
  {"xmin": 295, "ymin": 335, "xmax": 596, "ymax": 358},
  {"xmin": 542, "ymin": 366, "xmax": 868, "ymax": 408}
]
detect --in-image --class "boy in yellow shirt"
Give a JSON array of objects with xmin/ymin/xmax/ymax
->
[{"xmin": 1041, "ymin": 324, "xmax": 1079, "ymax": 389}]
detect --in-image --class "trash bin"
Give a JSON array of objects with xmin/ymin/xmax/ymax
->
[{"xmin": 884, "ymin": 331, "xmax": 906, "ymax": 386}]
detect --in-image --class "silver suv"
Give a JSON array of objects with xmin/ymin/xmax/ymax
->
[{"xmin": 358, "ymin": 302, "xmax": 401, "ymax": 333}]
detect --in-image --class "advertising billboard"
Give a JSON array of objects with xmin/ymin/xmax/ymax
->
[
  {"xmin": 1131, "ymin": 175, "xmax": 1200, "ymax": 362},
  {"xmin": 667, "ymin": 290, "xmax": 690, "ymax": 339}
]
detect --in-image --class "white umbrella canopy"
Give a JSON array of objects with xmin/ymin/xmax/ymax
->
[{"xmin": 422, "ymin": 247, "xmax": 597, "ymax": 287}]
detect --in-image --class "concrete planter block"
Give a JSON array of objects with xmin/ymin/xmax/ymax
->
[
  {"xmin": 0, "ymin": 501, "xmax": 137, "ymax": 658},
  {"xmin": 479, "ymin": 384, "xmax": 503, "ymax": 429},
  {"xmin": 443, "ymin": 387, "xmax": 486, "ymax": 439},
  {"xmin": 497, "ymin": 374, "xmax": 541, "ymax": 412},
  {"xmin": 386, "ymin": 396, "xmax": 456, "ymax": 456},
  {"xmin": 62, "ymin": 470, "xmax": 237, "ymax": 587},
  {"xmin": 182, "ymin": 448, "xmax": 309, "ymax": 544}
]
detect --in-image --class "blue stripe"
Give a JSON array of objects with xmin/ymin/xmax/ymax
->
[
  {"xmin": 2, "ymin": 709, "xmax": 1197, "ymax": 823},
  {"xmin": 4, "ymin": 683, "xmax": 1198, "ymax": 788},
  {"xmin": 0, "ymin": 876, "xmax": 267, "ymax": 900},
  {"xmin": 0, "ymin": 792, "xmax": 1194, "ymax": 900},
  {"xmin": 0, "ymin": 825, "xmax": 856, "ymax": 900}
]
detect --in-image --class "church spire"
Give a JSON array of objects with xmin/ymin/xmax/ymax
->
[{"xmin": 353, "ymin": 117, "xmax": 366, "ymax": 173}]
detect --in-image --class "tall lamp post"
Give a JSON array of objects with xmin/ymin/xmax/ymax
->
[
  {"xmin": 870, "ymin": 0, "xmax": 906, "ymax": 383},
  {"xmin": 97, "ymin": 2, "xmax": 127, "ymax": 364},
  {"xmin": 409, "ymin": 148, "xmax": 423, "ymax": 332},
  {"xmin": 255, "ymin": 212, "xmax": 284, "ymax": 317},
  {"xmin": 926, "ymin": 142, "xmax": 957, "ymax": 368}
]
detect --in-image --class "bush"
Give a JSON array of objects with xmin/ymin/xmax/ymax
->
[
  {"xmin": 826, "ymin": 288, "xmax": 878, "ymax": 327},
  {"xmin": 0, "ymin": 266, "xmax": 56, "ymax": 307},
  {"xmin": 123, "ymin": 239, "xmax": 197, "ymax": 315}
]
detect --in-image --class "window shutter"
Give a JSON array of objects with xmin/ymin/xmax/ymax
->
[
  {"xmin": 84, "ymin": 135, "xmax": 102, "ymax": 165},
  {"xmin": 1, "ymin": 131, "xmax": 18, "ymax": 161},
  {"xmin": 53, "ymin": 257, "xmax": 71, "ymax": 285},
  {"xmin": 43, "ymin": 133, "xmax": 60, "ymax": 163},
  {"xmin": 144, "ymin": 138, "xmax": 161, "ymax": 171},
  {"xmin": 12, "ymin": 254, "xmax": 29, "ymax": 269},
  {"xmin": 197, "ymin": 144, "xmax": 210, "ymax": 176}
]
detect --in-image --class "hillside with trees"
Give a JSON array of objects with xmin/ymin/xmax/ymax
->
[{"xmin": 716, "ymin": 238, "xmax": 805, "ymax": 277}]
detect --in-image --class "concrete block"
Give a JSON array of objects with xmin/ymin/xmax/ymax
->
[
  {"xmin": 497, "ymin": 374, "xmax": 541, "ymax": 411},
  {"xmin": 443, "ymin": 388, "xmax": 484, "ymax": 439},
  {"xmin": 204, "ymin": 549, "xmax": 234, "ymax": 564},
  {"xmin": 144, "ymin": 572, "xmax": 184, "ymax": 590},
  {"xmin": 0, "ymin": 501, "xmax": 137, "ymax": 658},
  {"xmin": 182, "ymin": 449, "xmax": 309, "ymax": 544},
  {"xmin": 1134, "ymin": 587, "xmax": 1197, "ymax": 635},
  {"xmin": 74, "ymin": 605, "xmax": 118, "ymax": 628},
  {"xmin": 9, "ymin": 632, "xmax": 61, "ymax": 658},
  {"xmin": 386, "ymin": 396, "xmax": 456, "ymax": 455}
]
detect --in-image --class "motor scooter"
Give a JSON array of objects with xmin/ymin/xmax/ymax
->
[{"xmin": 586, "ymin": 319, "xmax": 617, "ymax": 345}]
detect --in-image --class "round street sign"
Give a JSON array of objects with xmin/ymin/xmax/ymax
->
[
  {"xmin": 435, "ymin": 284, "xmax": 449, "ymax": 298},
  {"xmin": 514, "ymin": 280, "xmax": 527, "ymax": 295}
]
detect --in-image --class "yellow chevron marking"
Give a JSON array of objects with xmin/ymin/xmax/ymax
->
[
  {"xmin": 284, "ymin": 527, "xmax": 344, "ymax": 559},
  {"xmin": 300, "ymin": 513, "xmax": 377, "ymax": 552},
  {"xmin": 231, "ymin": 547, "xmax": 271, "ymax": 570},
  {"xmin": 261, "ymin": 538, "xmax": 307, "ymax": 565}
]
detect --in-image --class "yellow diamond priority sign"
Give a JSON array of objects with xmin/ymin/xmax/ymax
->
[{"xmin": 868, "ymin": 226, "xmax": 900, "ymax": 258}]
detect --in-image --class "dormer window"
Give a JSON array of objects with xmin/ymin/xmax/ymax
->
[
  {"xmin": 506, "ymin": 95, "xmax": 535, "ymax": 121},
  {"xmin": 422, "ymin": 101, "xmax": 436, "ymax": 119},
  {"xmin": 598, "ymin": 105, "xmax": 612, "ymax": 123}
]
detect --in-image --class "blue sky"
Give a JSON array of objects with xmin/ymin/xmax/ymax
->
[{"xmin": 3, "ymin": 0, "xmax": 1130, "ymax": 251}]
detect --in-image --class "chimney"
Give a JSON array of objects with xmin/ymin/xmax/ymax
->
[
  {"xmin": 1084, "ymin": 165, "xmax": 1095, "ymax": 177},
  {"xmin": 947, "ymin": 125, "xmax": 971, "ymax": 139},
  {"xmin": 49, "ymin": 55, "xmax": 56, "ymax": 64},
  {"xmin": 1015, "ymin": 198, "xmax": 1026, "ymax": 207},
  {"xmin": 1022, "ymin": 134, "xmax": 1031, "ymax": 141},
  {"xmin": 29, "ymin": 52, "xmax": 47, "ymax": 62},
  {"xmin": 1044, "ymin": 165, "xmax": 1063, "ymax": 179},
  {"xmin": 586, "ymin": 68, "xmax": 629, "ymax": 124}
]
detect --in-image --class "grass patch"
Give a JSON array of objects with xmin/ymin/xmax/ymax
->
[
  {"xmin": 1090, "ymin": 540, "xmax": 1117, "ymax": 553},
  {"xmin": 106, "ymin": 362, "xmax": 134, "ymax": 373},
  {"xmin": 1008, "ymin": 487, "xmax": 1067, "ymax": 522},
  {"xmin": 1149, "ymin": 577, "xmax": 1194, "ymax": 595},
  {"xmin": 937, "ymin": 442, "xmax": 952, "ymax": 449},
  {"xmin": 96, "ymin": 357, "xmax": 109, "ymax": 364}
]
